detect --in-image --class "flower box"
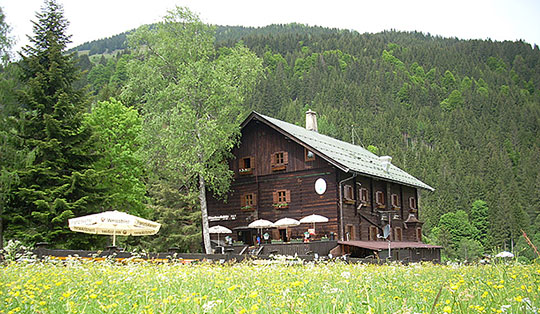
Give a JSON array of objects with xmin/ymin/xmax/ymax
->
[
  {"xmin": 238, "ymin": 168, "xmax": 253, "ymax": 175},
  {"xmin": 273, "ymin": 203, "xmax": 288, "ymax": 209},
  {"xmin": 241, "ymin": 205, "xmax": 255, "ymax": 211},
  {"xmin": 271, "ymin": 164, "xmax": 286, "ymax": 171}
]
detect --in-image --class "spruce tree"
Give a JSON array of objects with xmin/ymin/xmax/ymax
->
[{"xmin": 6, "ymin": 0, "xmax": 104, "ymax": 249}]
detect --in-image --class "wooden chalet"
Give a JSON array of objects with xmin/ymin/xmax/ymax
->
[{"xmin": 206, "ymin": 110, "xmax": 441, "ymax": 262}]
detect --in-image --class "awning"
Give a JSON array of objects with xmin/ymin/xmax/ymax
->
[{"xmin": 338, "ymin": 241, "xmax": 442, "ymax": 251}]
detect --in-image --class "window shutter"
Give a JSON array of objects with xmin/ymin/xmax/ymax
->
[
  {"xmin": 345, "ymin": 185, "xmax": 354, "ymax": 200},
  {"xmin": 272, "ymin": 191, "xmax": 278, "ymax": 204},
  {"xmin": 392, "ymin": 194, "xmax": 399, "ymax": 207},
  {"xmin": 285, "ymin": 190, "xmax": 291, "ymax": 203},
  {"xmin": 361, "ymin": 188, "xmax": 369, "ymax": 202},
  {"xmin": 241, "ymin": 194, "xmax": 246, "ymax": 207},
  {"xmin": 409, "ymin": 197, "xmax": 416, "ymax": 209},
  {"xmin": 249, "ymin": 157, "xmax": 254, "ymax": 169},
  {"xmin": 252, "ymin": 193, "xmax": 257, "ymax": 206},
  {"xmin": 283, "ymin": 152, "xmax": 289, "ymax": 164},
  {"xmin": 271, "ymin": 153, "xmax": 276, "ymax": 166},
  {"xmin": 376, "ymin": 191, "xmax": 383, "ymax": 204}
]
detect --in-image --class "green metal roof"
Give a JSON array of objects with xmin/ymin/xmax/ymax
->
[{"xmin": 247, "ymin": 112, "xmax": 434, "ymax": 191}]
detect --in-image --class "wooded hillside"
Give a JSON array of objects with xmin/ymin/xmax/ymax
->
[{"xmin": 28, "ymin": 22, "xmax": 540, "ymax": 258}]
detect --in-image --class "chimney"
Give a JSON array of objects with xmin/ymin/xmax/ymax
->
[
  {"xmin": 379, "ymin": 156, "xmax": 392, "ymax": 172},
  {"xmin": 305, "ymin": 109, "xmax": 318, "ymax": 132}
]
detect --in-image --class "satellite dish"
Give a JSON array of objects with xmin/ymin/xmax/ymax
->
[
  {"xmin": 382, "ymin": 224, "xmax": 391, "ymax": 239},
  {"xmin": 315, "ymin": 178, "xmax": 327, "ymax": 195}
]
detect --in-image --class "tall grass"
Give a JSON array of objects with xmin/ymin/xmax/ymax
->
[{"xmin": 0, "ymin": 259, "xmax": 538, "ymax": 313}]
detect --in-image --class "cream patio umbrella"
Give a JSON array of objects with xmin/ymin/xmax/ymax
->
[
  {"xmin": 248, "ymin": 219, "xmax": 274, "ymax": 229},
  {"xmin": 299, "ymin": 214, "xmax": 329, "ymax": 233},
  {"xmin": 68, "ymin": 210, "xmax": 161, "ymax": 247},
  {"xmin": 248, "ymin": 219, "xmax": 274, "ymax": 243},
  {"xmin": 272, "ymin": 218, "xmax": 300, "ymax": 241},
  {"xmin": 208, "ymin": 225, "xmax": 232, "ymax": 244}
]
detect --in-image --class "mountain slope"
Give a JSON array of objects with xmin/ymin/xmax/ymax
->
[{"xmin": 74, "ymin": 24, "xmax": 540, "ymax": 254}]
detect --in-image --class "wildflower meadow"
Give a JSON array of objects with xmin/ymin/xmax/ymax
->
[{"xmin": 0, "ymin": 260, "xmax": 538, "ymax": 313}]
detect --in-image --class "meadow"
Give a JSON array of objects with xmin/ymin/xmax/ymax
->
[{"xmin": 0, "ymin": 259, "xmax": 538, "ymax": 313}]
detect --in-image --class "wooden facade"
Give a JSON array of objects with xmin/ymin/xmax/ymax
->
[{"xmin": 206, "ymin": 112, "xmax": 438, "ymax": 259}]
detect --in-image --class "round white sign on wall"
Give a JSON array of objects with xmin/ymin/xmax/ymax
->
[{"xmin": 315, "ymin": 178, "xmax": 327, "ymax": 195}]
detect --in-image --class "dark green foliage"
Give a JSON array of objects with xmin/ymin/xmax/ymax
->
[
  {"xmin": 140, "ymin": 179, "xmax": 201, "ymax": 253},
  {"xmin": 470, "ymin": 200, "xmax": 489, "ymax": 247},
  {"xmin": 6, "ymin": 1, "xmax": 105, "ymax": 249},
  {"xmin": 0, "ymin": 7, "xmax": 13, "ymax": 65},
  {"xmin": 440, "ymin": 89, "xmax": 464, "ymax": 111}
]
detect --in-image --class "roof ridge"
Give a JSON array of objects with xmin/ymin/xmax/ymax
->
[{"xmin": 250, "ymin": 112, "xmax": 434, "ymax": 191}]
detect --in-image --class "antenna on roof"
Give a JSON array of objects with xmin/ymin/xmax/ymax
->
[{"xmin": 351, "ymin": 125, "xmax": 363, "ymax": 146}]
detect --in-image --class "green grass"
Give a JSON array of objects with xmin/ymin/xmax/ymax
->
[{"xmin": 0, "ymin": 260, "xmax": 538, "ymax": 313}]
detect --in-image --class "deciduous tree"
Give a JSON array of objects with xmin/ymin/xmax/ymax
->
[
  {"xmin": 83, "ymin": 98, "xmax": 146, "ymax": 216},
  {"xmin": 123, "ymin": 7, "xmax": 262, "ymax": 253}
]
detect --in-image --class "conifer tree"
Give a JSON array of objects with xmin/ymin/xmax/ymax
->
[{"xmin": 6, "ymin": 0, "xmax": 104, "ymax": 248}]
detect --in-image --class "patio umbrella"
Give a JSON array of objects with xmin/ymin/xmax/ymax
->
[
  {"xmin": 299, "ymin": 214, "xmax": 329, "ymax": 233},
  {"xmin": 68, "ymin": 210, "xmax": 161, "ymax": 246},
  {"xmin": 248, "ymin": 219, "xmax": 274, "ymax": 242},
  {"xmin": 208, "ymin": 225, "xmax": 232, "ymax": 245},
  {"xmin": 495, "ymin": 251, "xmax": 514, "ymax": 258},
  {"xmin": 273, "ymin": 218, "xmax": 301, "ymax": 228},
  {"xmin": 248, "ymin": 219, "xmax": 274, "ymax": 229},
  {"xmin": 272, "ymin": 218, "xmax": 300, "ymax": 241}
]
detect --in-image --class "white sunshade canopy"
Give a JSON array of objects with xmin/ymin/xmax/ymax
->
[
  {"xmin": 208, "ymin": 225, "xmax": 232, "ymax": 234},
  {"xmin": 68, "ymin": 210, "xmax": 161, "ymax": 246},
  {"xmin": 273, "ymin": 218, "xmax": 301, "ymax": 228},
  {"xmin": 495, "ymin": 251, "xmax": 514, "ymax": 258},
  {"xmin": 248, "ymin": 219, "xmax": 274, "ymax": 229},
  {"xmin": 299, "ymin": 214, "xmax": 329, "ymax": 224}
]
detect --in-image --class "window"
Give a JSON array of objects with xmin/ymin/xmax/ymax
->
[
  {"xmin": 239, "ymin": 156, "xmax": 254, "ymax": 175},
  {"xmin": 416, "ymin": 227, "xmax": 422, "ymax": 242},
  {"xmin": 277, "ymin": 190, "xmax": 287, "ymax": 203},
  {"xmin": 394, "ymin": 227, "xmax": 403, "ymax": 241},
  {"xmin": 359, "ymin": 188, "xmax": 369, "ymax": 203},
  {"xmin": 409, "ymin": 197, "xmax": 417, "ymax": 211},
  {"xmin": 375, "ymin": 191, "xmax": 385, "ymax": 207},
  {"xmin": 241, "ymin": 193, "xmax": 256, "ymax": 210},
  {"xmin": 275, "ymin": 152, "xmax": 284, "ymax": 164},
  {"xmin": 369, "ymin": 226, "xmax": 379, "ymax": 241},
  {"xmin": 271, "ymin": 151, "xmax": 288, "ymax": 171},
  {"xmin": 304, "ymin": 148, "xmax": 315, "ymax": 162},
  {"xmin": 343, "ymin": 184, "xmax": 354, "ymax": 203},
  {"xmin": 391, "ymin": 194, "xmax": 400, "ymax": 209},
  {"xmin": 272, "ymin": 189, "xmax": 291, "ymax": 209}
]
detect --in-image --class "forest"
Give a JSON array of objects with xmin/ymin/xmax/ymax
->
[{"xmin": 1, "ymin": 3, "xmax": 539, "ymax": 261}]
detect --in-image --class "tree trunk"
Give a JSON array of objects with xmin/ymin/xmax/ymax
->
[{"xmin": 199, "ymin": 174, "xmax": 212, "ymax": 254}]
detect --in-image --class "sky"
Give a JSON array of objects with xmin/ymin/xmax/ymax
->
[{"xmin": 3, "ymin": 0, "xmax": 540, "ymax": 53}]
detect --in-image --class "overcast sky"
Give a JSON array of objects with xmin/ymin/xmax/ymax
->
[{"xmin": 3, "ymin": 0, "xmax": 540, "ymax": 52}]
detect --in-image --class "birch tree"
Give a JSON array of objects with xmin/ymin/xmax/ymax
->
[{"xmin": 123, "ymin": 7, "xmax": 262, "ymax": 253}]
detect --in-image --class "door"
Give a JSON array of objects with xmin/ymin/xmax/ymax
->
[
  {"xmin": 237, "ymin": 230, "xmax": 253, "ymax": 245},
  {"xmin": 279, "ymin": 229, "xmax": 287, "ymax": 242}
]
